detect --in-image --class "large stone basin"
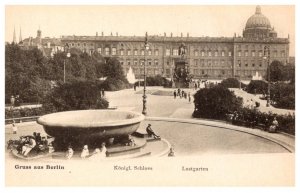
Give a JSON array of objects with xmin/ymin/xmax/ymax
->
[{"xmin": 37, "ymin": 110, "xmax": 145, "ymax": 149}]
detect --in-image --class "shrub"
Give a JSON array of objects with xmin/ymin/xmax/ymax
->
[
  {"xmin": 135, "ymin": 75, "xmax": 172, "ymax": 87},
  {"xmin": 246, "ymin": 80, "xmax": 268, "ymax": 94},
  {"xmin": 270, "ymin": 83, "xmax": 295, "ymax": 109},
  {"xmin": 193, "ymin": 85, "xmax": 243, "ymax": 119},
  {"xmin": 42, "ymin": 80, "xmax": 109, "ymax": 113},
  {"xmin": 220, "ymin": 78, "xmax": 243, "ymax": 88}
]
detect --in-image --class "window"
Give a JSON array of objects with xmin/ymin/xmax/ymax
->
[
  {"xmin": 127, "ymin": 60, "xmax": 131, "ymax": 66},
  {"xmin": 202, "ymin": 70, "xmax": 205, "ymax": 75},
  {"xmin": 166, "ymin": 49, "xmax": 170, "ymax": 56},
  {"xmin": 127, "ymin": 50, "xmax": 131, "ymax": 55},
  {"xmin": 221, "ymin": 60, "xmax": 225, "ymax": 67},
  {"xmin": 148, "ymin": 60, "xmax": 152, "ymax": 65},
  {"xmin": 214, "ymin": 60, "xmax": 218, "ymax": 66},
  {"xmin": 228, "ymin": 51, "xmax": 232, "ymax": 57},
  {"xmin": 258, "ymin": 51, "xmax": 263, "ymax": 57},
  {"xmin": 140, "ymin": 59, "xmax": 144, "ymax": 65},
  {"xmin": 97, "ymin": 48, "xmax": 102, "ymax": 54},
  {"xmin": 173, "ymin": 49, "xmax": 178, "ymax": 56},
  {"xmin": 194, "ymin": 50, "xmax": 199, "ymax": 56},
  {"xmin": 281, "ymin": 51, "xmax": 285, "ymax": 57},
  {"xmin": 208, "ymin": 51, "xmax": 212, "ymax": 57},
  {"xmin": 77, "ymin": 43, "xmax": 80, "ymax": 46},
  {"xmin": 245, "ymin": 51, "xmax": 248, "ymax": 57},
  {"xmin": 134, "ymin": 50, "xmax": 138, "ymax": 56},
  {"xmin": 105, "ymin": 47, "xmax": 110, "ymax": 55},
  {"xmin": 259, "ymin": 61, "xmax": 262, "ymax": 67},
  {"xmin": 112, "ymin": 48, "xmax": 116, "ymax": 55},
  {"xmin": 148, "ymin": 50, "xmax": 152, "ymax": 56},
  {"xmin": 200, "ymin": 59, "xmax": 204, "ymax": 66},
  {"xmin": 166, "ymin": 61, "xmax": 170, "ymax": 65},
  {"xmin": 194, "ymin": 59, "xmax": 198, "ymax": 66},
  {"xmin": 90, "ymin": 43, "xmax": 94, "ymax": 46},
  {"xmin": 215, "ymin": 51, "xmax": 218, "ymax": 57},
  {"xmin": 120, "ymin": 49, "xmax": 124, "ymax": 56},
  {"xmin": 221, "ymin": 51, "xmax": 225, "ymax": 57},
  {"xmin": 238, "ymin": 60, "xmax": 241, "ymax": 67},
  {"xmin": 273, "ymin": 51, "xmax": 277, "ymax": 57},
  {"xmin": 238, "ymin": 51, "xmax": 241, "ymax": 57},
  {"xmin": 141, "ymin": 50, "xmax": 145, "ymax": 56},
  {"xmin": 155, "ymin": 49, "xmax": 159, "ymax": 56},
  {"xmin": 252, "ymin": 63, "xmax": 255, "ymax": 67},
  {"xmin": 71, "ymin": 43, "xmax": 75, "ymax": 46},
  {"xmin": 134, "ymin": 60, "xmax": 138, "ymax": 66},
  {"xmin": 201, "ymin": 51, "xmax": 205, "ymax": 57},
  {"xmin": 245, "ymin": 63, "xmax": 248, "ymax": 67},
  {"xmin": 84, "ymin": 43, "xmax": 87, "ymax": 47},
  {"xmin": 252, "ymin": 51, "xmax": 255, "ymax": 57},
  {"xmin": 120, "ymin": 61, "xmax": 124, "ymax": 65},
  {"xmin": 154, "ymin": 60, "xmax": 158, "ymax": 65}
]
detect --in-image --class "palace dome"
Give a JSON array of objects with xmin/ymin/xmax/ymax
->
[{"xmin": 245, "ymin": 6, "xmax": 271, "ymax": 29}]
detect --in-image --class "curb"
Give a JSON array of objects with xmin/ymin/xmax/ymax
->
[{"xmin": 145, "ymin": 116, "xmax": 295, "ymax": 153}]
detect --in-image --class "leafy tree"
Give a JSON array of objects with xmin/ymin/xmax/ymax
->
[
  {"xmin": 42, "ymin": 80, "xmax": 109, "ymax": 113},
  {"xmin": 270, "ymin": 83, "xmax": 295, "ymax": 109},
  {"xmin": 246, "ymin": 80, "xmax": 268, "ymax": 94},
  {"xmin": 219, "ymin": 78, "xmax": 243, "ymax": 88},
  {"xmin": 193, "ymin": 85, "xmax": 243, "ymax": 119}
]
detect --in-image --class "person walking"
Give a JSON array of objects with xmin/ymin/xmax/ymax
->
[
  {"xmin": 173, "ymin": 90, "xmax": 177, "ymax": 99},
  {"xmin": 12, "ymin": 122, "xmax": 18, "ymax": 134},
  {"xmin": 188, "ymin": 92, "xmax": 191, "ymax": 102}
]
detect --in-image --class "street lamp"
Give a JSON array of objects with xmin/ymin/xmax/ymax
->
[
  {"xmin": 142, "ymin": 32, "xmax": 149, "ymax": 115},
  {"xmin": 263, "ymin": 45, "xmax": 271, "ymax": 107},
  {"xmin": 64, "ymin": 44, "xmax": 71, "ymax": 83}
]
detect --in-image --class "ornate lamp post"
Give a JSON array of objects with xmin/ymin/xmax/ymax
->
[
  {"xmin": 263, "ymin": 45, "xmax": 271, "ymax": 107},
  {"xmin": 64, "ymin": 44, "xmax": 71, "ymax": 83},
  {"xmin": 142, "ymin": 32, "xmax": 149, "ymax": 115}
]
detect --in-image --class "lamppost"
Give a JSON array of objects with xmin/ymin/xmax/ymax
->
[
  {"xmin": 64, "ymin": 44, "xmax": 71, "ymax": 83},
  {"xmin": 263, "ymin": 45, "xmax": 271, "ymax": 107},
  {"xmin": 142, "ymin": 32, "xmax": 149, "ymax": 115}
]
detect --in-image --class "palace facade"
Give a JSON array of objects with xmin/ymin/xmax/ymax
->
[{"xmin": 22, "ymin": 6, "xmax": 291, "ymax": 80}]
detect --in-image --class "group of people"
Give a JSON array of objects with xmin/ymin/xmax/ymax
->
[
  {"xmin": 15, "ymin": 132, "xmax": 51, "ymax": 157},
  {"xmin": 10, "ymin": 95, "xmax": 21, "ymax": 108},
  {"xmin": 65, "ymin": 142, "xmax": 107, "ymax": 160},
  {"xmin": 173, "ymin": 88, "xmax": 191, "ymax": 102}
]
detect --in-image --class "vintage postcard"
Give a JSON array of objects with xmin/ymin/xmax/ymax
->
[{"xmin": 4, "ymin": 4, "xmax": 295, "ymax": 186}]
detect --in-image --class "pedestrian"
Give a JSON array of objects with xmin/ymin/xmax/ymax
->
[
  {"xmin": 15, "ymin": 95, "xmax": 20, "ymax": 107},
  {"xmin": 181, "ymin": 90, "xmax": 185, "ymax": 99},
  {"xmin": 173, "ymin": 90, "xmax": 177, "ymax": 99},
  {"xmin": 168, "ymin": 147, "xmax": 175, "ymax": 157},
  {"xmin": 10, "ymin": 95, "xmax": 15, "ymax": 107},
  {"xmin": 177, "ymin": 88, "xmax": 181, "ymax": 97},
  {"xmin": 101, "ymin": 88, "xmax": 105, "ymax": 97},
  {"xmin": 81, "ymin": 145, "xmax": 90, "ymax": 159},
  {"xmin": 146, "ymin": 124, "xmax": 160, "ymax": 139},
  {"xmin": 188, "ymin": 92, "xmax": 191, "ymax": 102},
  {"xmin": 66, "ymin": 147, "xmax": 74, "ymax": 159},
  {"xmin": 134, "ymin": 84, "xmax": 136, "ymax": 91},
  {"xmin": 12, "ymin": 122, "xmax": 18, "ymax": 134}
]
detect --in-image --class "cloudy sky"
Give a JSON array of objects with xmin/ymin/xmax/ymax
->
[{"xmin": 5, "ymin": 5, "xmax": 295, "ymax": 55}]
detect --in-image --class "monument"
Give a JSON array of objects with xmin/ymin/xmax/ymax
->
[
  {"xmin": 172, "ymin": 43, "xmax": 192, "ymax": 88},
  {"xmin": 126, "ymin": 66, "xmax": 136, "ymax": 84}
]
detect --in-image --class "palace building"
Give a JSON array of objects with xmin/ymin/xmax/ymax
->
[{"xmin": 21, "ymin": 6, "xmax": 290, "ymax": 80}]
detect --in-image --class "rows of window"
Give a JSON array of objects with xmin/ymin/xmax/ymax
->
[
  {"xmin": 96, "ymin": 47, "xmax": 159, "ymax": 56},
  {"xmin": 237, "ymin": 60, "xmax": 263, "ymax": 68},
  {"xmin": 192, "ymin": 69, "xmax": 231, "ymax": 76},
  {"xmin": 120, "ymin": 59, "xmax": 159, "ymax": 66},
  {"xmin": 125, "ymin": 68, "xmax": 161, "ymax": 75},
  {"xmin": 193, "ymin": 59, "xmax": 233, "ymax": 67},
  {"xmin": 69, "ymin": 42, "xmax": 94, "ymax": 47},
  {"xmin": 237, "ymin": 50, "xmax": 286, "ymax": 57}
]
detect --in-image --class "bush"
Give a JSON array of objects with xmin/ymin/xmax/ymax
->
[
  {"xmin": 193, "ymin": 85, "xmax": 243, "ymax": 119},
  {"xmin": 42, "ymin": 80, "xmax": 109, "ymax": 113},
  {"xmin": 270, "ymin": 83, "xmax": 295, "ymax": 109},
  {"xmin": 219, "ymin": 78, "xmax": 244, "ymax": 88},
  {"xmin": 101, "ymin": 77, "xmax": 130, "ymax": 91},
  {"xmin": 246, "ymin": 80, "xmax": 268, "ymax": 94},
  {"xmin": 135, "ymin": 75, "xmax": 172, "ymax": 87}
]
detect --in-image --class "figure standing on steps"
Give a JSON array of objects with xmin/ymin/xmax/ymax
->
[{"xmin": 146, "ymin": 124, "xmax": 160, "ymax": 139}]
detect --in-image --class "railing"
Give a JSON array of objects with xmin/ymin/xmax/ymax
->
[{"xmin": 5, "ymin": 116, "xmax": 40, "ymax": 125}]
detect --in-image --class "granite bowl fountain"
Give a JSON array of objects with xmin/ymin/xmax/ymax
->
[{"xmin": 37, "ymin": 110, "xmax": 145, "ymax": 150}]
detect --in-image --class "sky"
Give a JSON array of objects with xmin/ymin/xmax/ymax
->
[{"xmin": 5, "ymin": 5, "xmax": 295, "ymax": 56}]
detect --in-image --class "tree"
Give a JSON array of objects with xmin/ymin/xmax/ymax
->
[
  {"xmin": 267, "ymin": 60, "xmax": 284, "ymax": 82},
  {"xmin": 246, "ymin": 80, "xmax": 268, "ymax": 94},
  {"xmin": 193, "ymin": 85, "xmax": 243, "ymax": 119},
  {"xmin": 219, "ymin": 78, "xmax": 241, "ymax": 88},
  {"xmin": 42, "ymin": 80, "xmax": 109, "ymax": 113}
]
